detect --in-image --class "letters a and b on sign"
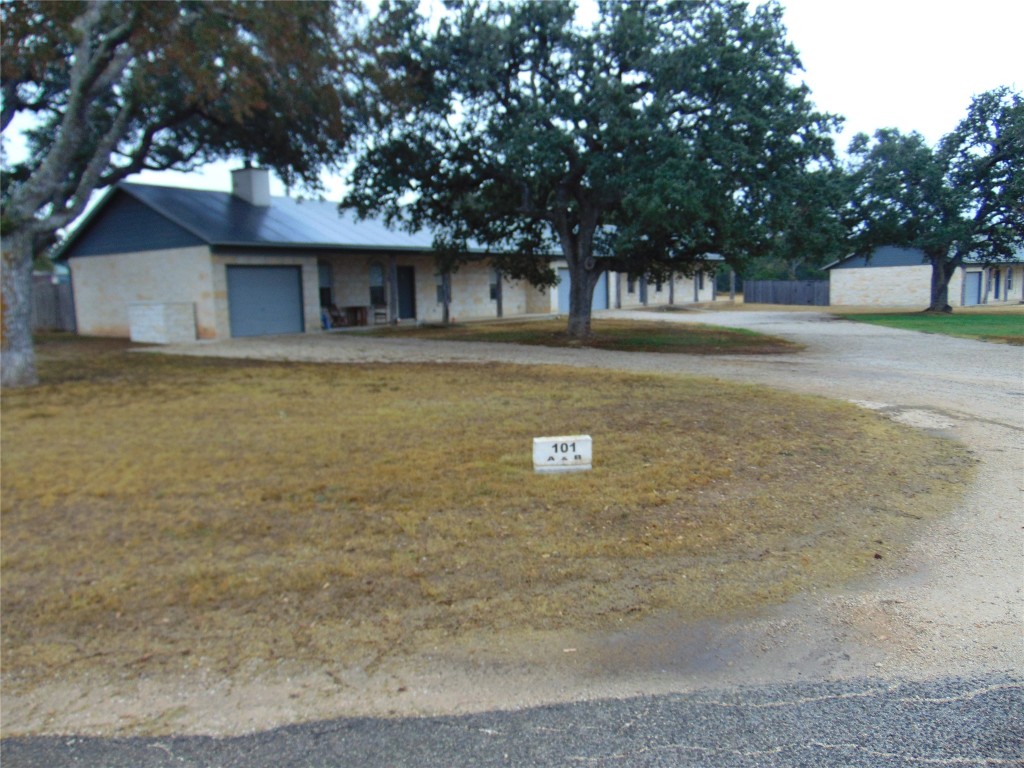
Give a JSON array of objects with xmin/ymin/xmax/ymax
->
[{"xmin": 533, "ymin": 435, "xmax": 592, "ymax": 474}]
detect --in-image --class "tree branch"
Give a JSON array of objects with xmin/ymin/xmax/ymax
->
[
  {"xmin": 4, "ymin": 3, "xmax": 138, "ymax": 230},
  {"xmin": 34, "ymin": 95, "xmax": 135, "ymax": 235}
]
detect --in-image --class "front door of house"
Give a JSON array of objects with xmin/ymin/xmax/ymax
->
[{"xmin": 397, "ymin": 266, "xmax": 416, "ymax": 320}]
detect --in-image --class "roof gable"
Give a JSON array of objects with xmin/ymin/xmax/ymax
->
[
  {"xmin": 61, "ymin": 188, "xmax": 205, "ymax": 258},
  {"xmin": 828, "ymin": 246, "xmax": 929, "ymax": 270}
]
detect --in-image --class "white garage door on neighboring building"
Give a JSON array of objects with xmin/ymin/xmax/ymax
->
[
  {"xmin": 963, "ymin": 271, "xmax": 982, "ymax": 306},
  {"xmin": 226, "ymin": 265, "xmax": 305, "ymax": 337},
  {"xmin": 557, "ymin": 268, "xmax": 608, "ymax": 313}
]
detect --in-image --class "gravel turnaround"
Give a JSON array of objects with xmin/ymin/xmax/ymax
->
[
  {"xmin": 3, "ymin": 309, "xmax": 1022, "ymax": 765},
  {"xmin": 4, "ymin": 676, "xmax": 1021, "ymax": 767}
]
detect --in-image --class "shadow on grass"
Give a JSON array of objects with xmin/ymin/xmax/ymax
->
[{"xmin": 370, "ymin": 318, "xmax": 800, "ymax": 354}]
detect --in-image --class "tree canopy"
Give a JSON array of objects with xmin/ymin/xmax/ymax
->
[
  {"xmin": 1, "ymin": 0, "xmax": 362, "ymax": 387},
  {"xmin": 344, "ymin": 0, "xmax": 839, "ymax": 336},
  {"xmin": 845, "ymin": 87, "xmax": 1024, "ymax": 311}
]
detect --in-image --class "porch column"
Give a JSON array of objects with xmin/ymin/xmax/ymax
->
[
  {"xmin": 494, "ymin": 267, "xmax": 503, "ymax": 318},
  {"xmin": 441, "ymin": 271, "xmax": 451, "ymax": 323},
  {"xmin": 388, "ymin": 254, "xmax": 399, "ymax": 324}
]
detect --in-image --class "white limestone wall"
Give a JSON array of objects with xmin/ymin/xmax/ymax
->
[
  {"xmin": 69, "ymin": 246, "xmax": 215, "ymax": 338},
  {"xmin": 830, "ymin": 265, "xmax": 934, "ymax": 307},
  {"xmin": 447, "ymin": 262, "xmax": 497, "ymax": 321},
  {"xmin": 827, "ymin": 264, "xmax": 1024, "ymax": 308},
  {"xmin": 329, "ymin": 255, "xmax": 376, "ymax": 311},
  {"xmin": 431, "ymin": 260, "xmax": 551, "ymax": 321},
  {"xmin": 525, "ymin": 282, "xmax": 556, "ymax": 314}
]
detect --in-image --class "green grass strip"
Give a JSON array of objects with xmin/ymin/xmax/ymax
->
[{"xmin": 836, "ymin": 312, "xmax": 1024, "ymax": 344}]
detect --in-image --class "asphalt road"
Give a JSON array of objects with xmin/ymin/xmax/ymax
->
[{"xmin": 3, "ymin": 675, "xmax": 1022, "ymax": 767}]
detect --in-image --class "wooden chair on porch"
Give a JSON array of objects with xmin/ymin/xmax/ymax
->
[{"xmin": 324, "ymin": 304, "xmax": 348, "ymax": 328}]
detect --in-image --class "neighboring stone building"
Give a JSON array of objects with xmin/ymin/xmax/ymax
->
[
  {"xmin": 57, "ymin": 168, "xmax": 720, "ymax": 342},
  {"xmin": 827, "ymin": 245, "xmax": 1024, "ymax": 308}
]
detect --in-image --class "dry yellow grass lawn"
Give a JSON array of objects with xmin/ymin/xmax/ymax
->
[{"xmin": 1, "ymin": 336, "xmax": 970, "ymax": 689}]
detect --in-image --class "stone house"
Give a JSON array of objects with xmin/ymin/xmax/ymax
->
[
  {"xmin": 58, "ymin": 168, "xmax": 718, "ymax": 342},
  {"xmin": 827, "ymin": 245, "xmax": 1024, "ymax": 308}
]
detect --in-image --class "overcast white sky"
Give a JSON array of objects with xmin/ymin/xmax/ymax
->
[
  {"xmin": 779, "ymin": 0, "xmax": 1022, "ymax": 146},
  {"xmin": 130, "ymin": 0, "xmax": 1022, "ymax": 197}
]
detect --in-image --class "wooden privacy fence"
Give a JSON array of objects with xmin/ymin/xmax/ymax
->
[
  {"xmin": 743, "ymin": 280, "xmax": 829, "ymax": 306},
  {"xmin": 32, "ymin": 275, "xmax": 77, "ymax": 332}
]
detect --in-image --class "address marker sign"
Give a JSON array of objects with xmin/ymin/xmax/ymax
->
[{"xmin": 533, "ymin": 435, "xmax": 592, "ymax": 473}]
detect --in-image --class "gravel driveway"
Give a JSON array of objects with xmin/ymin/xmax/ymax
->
[{"xmin": 156, "ymin": 308, "xmax": 1023, "ymax": 688}]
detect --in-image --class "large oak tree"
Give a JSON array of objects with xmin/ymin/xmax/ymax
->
[
  {"xmin": 845, "ymin": 87, "xmax": 1024, "ymax": 312},
  {"xmin": 1, "ymin": 0, "xmax": 361, "ymax": 387},
  {"xmin": 344, "ymin": 0, "xmax": 838, "ymax": 337}
]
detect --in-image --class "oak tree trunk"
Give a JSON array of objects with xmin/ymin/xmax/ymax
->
[
  {"xmin": 566, "ymin": 261, "xmax": 600, "ymax": 339},
  {"xmin": 1, "ymin": 228, "xmax": 39, "ymax": 387},
  {"xmin": 927, "ymin": 256, "xmax": 956, "ymax": 313}
]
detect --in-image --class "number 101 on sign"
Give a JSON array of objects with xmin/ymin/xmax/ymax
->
[{"xmin": 533, "ymin": 435, "xmax": 593, "ymax": 473}]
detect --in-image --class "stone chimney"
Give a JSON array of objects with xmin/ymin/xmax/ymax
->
[{"xmin": 231, "ymin": 165, "xmax": 271, "ymax": 207}]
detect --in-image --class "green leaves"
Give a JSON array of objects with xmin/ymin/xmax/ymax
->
[
  {"xmin": 1, "ymin": 0, "xmax": 365, "ymax": 387},
  {"xmin": 345, "ymin": 0, "xmax": 837, "ymax": 312},
  {"xmin": 940, "ymin": 87, "xmax": 1024, "ymax": 257},
  {"xmin": 847, "ymin": 88, "xmax": 1024, "ymax": 262},
  {"xmin": 845, "ymin": 87, "xmax": 1024, "ymax": 309},
  {"xmin": 2, "ymin": 0, "xmax": 362, "ymax": 226}
]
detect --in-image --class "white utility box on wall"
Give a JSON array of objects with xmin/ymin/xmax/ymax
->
[{"xmin": 128, "ymin": 302, "xmax": 197, "ymax": 344}]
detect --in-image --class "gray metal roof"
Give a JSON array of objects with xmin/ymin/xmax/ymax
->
[
  {"xmin": 60, "ymin": 180, "xmax": 729, "ymax": 264},
  {"xmin": 826, "ymin": 244, "xmax": 1024, "ymax": 270},
  {"xmin": 826, "ymin": 246, "xmax": 928, "ymax": 270},
  {"xmin": 118, "ymin": 183, "xmax": 439, "ymax": 251}
]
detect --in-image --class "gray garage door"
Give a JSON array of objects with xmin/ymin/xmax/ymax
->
[
  {"xmin": 963, "ymin": 271, "xmax": 982, "ymax": 306},
  {"xmin": 557, "ymin": 268, "xmax": 608, "ymax": 313},
  {"xmin": 226, "ymin": 265, "xmax": 305, "ymax": 337}
]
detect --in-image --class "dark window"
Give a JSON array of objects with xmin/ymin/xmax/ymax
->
[
  {"xmin": 369, "ymin": 263, "xmax": 385, "ymax": 306},
  {"xmin": 318, "ymin": 262, "xmax": 333, "ymax": 307}
]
